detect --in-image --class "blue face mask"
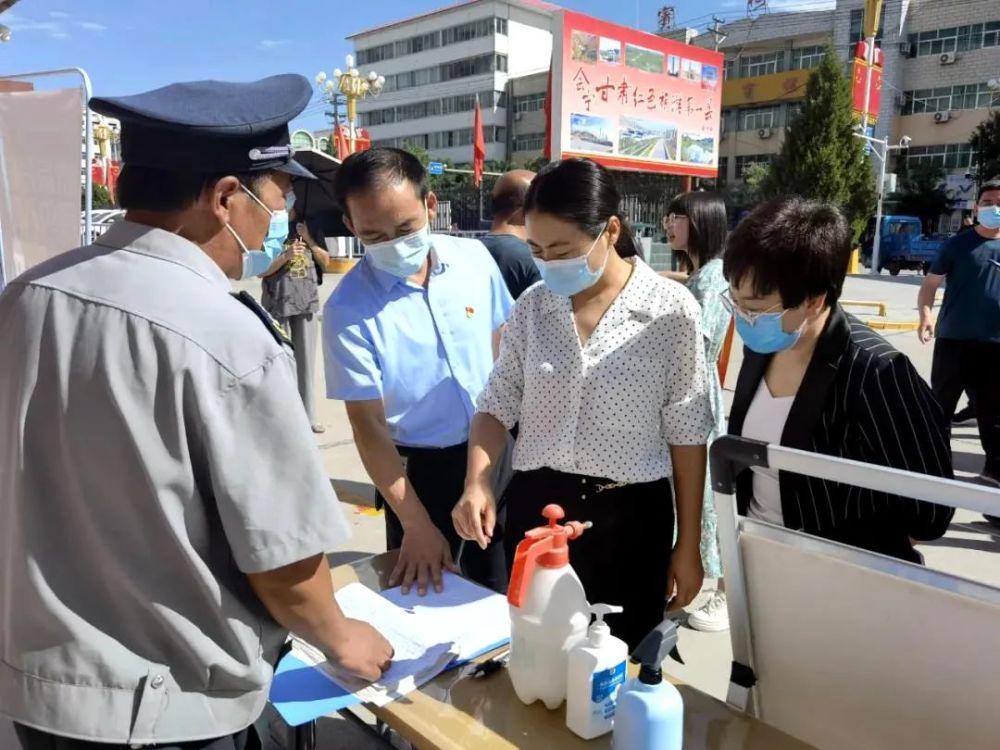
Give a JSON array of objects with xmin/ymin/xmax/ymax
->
[
  {"xmin": 534, "ymin": 226, "xmax": 610, "ymax": 297},
  {"xmin": 226, "ymin": 186, "xmax": 291, "ymax": 279},
  {"xmin": 285, "ymin": 190, "xmax": 296, "ymax": 212},
  {"xmin": 263, "ymin": 209, "xmax": 290, "ymax": 258},
  {"xmin": 364, "ymin": 216, "xmax": 433, "ymax": 278},
  {"xmin": 977, "ymin": 205, "xmax": 1000, "ymax": 230},
  {"xmin": 734, "ymin": 311, "xmax": 802, "ymax": 355}
]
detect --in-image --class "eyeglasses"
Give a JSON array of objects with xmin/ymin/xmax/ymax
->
[
  {"xmin": 662, "ymin": 213, "xmax": 688, "ymax": 228},
  {"xmin": 719, "ymin": 290, "xmax": 783, "ymax": 326}
]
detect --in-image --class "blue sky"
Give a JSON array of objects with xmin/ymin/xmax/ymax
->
[{"xmin": 0, "ymin": 0, "xmax": 830, "ymax": 131}]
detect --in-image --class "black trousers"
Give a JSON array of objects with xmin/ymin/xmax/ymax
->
[
  {"xmin": 931, "ymin": 338, "xmax": 1000, "ymax": 476},
  {"xmin": 503, "ymin": 468, "xmax": 674, "ymax": 652},
  {"xmin": 14, "ymin": 724, "xmax": 255, "ymax": 750},
  {"xmin": 377, "ymin": 442, "xmax": 507, "ymax": 593}
]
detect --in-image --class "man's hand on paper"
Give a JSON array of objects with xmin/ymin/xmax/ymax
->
[
  {"xmin": 390, "ymin": 517, "xmax": 458, "ymax": 596},
  {"xmin": 328, "ymin": 617, "xmax": 395, "ymax": 682},
  {"xmin": 452, "ymin": 480, "xmax": 497, "ymax": 551}
]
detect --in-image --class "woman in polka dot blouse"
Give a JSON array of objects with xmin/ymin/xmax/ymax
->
[{"xmin": 453, "ymin": 158, "xmax": 713, "ymax": 649}]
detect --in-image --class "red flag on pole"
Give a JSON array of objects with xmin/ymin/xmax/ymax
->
[
  {"xmin": 473, "ymin": 96, "xmax": 486, "ymax": 187},
  {"xmin": 335, "ymin": 125, "xmax": 350, "ymax": 160},
  {"xmin": 543, "ymin": 65, "xmax": 553, "ymax": 160}
]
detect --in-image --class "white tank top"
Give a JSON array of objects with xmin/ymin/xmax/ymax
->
[{"xmin": 740, "ymin": 379, "xmax": 795, "ymax": 525}]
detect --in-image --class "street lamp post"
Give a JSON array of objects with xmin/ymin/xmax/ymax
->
[
  {"xmin": 316, "ymin": 56, "xmax": 385, "ymax": 156},
  {"xmin": 853, "ymin": 131, "xmax": 911, "ymax": 275}
]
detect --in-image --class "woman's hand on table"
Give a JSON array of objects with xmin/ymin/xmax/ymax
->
[
  {"xmin": 328, "ymin": 617, "xmax": 395, "ymax": 682},
  {"xmin": 665, "ymin": 541, "xmax": 704, "ymax": 611},
  {"xmin": 452, "ymin": 481, "xmax": 497, "ymax": 551}
]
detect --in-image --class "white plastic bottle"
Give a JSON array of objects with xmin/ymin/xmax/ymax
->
[
  {"xmin": 566, "ymin": 604, "xmax": 628, "ymax": 739},
  {"xmin": 507, "ymin": 504, "xmax": 591, "ymax": 710}
]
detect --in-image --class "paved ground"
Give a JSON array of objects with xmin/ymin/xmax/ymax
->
[{"xmin": 4, "ymin": 269, "xmax": 996, "ymax": 748}]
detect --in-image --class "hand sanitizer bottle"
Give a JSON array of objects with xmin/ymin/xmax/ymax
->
[
  {"xmin": 566, "ymin": 604, "xmax": 628, "ymax": 739},
  {"xmin": 613, "ymin": 619, "xmax": 684, "ymax": 750}
]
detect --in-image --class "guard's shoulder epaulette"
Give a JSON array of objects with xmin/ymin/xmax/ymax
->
[{"xmin": 230, "ymin": 291, "xmax": 294, "ymax": 350}]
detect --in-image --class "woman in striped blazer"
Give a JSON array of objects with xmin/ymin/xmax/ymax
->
[{"xmin": 721, "ymin": 197, "xmax": 954, "ymax": 563}]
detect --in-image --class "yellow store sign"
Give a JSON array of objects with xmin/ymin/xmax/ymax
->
[{"xmin": 721, "ymin": 71, "xmax": 810, "ymax": 107}]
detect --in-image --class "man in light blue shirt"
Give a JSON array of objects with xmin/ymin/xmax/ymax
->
[{"xmin": 323, "ymin": 148, "xmax": 513, "ymax": 595}]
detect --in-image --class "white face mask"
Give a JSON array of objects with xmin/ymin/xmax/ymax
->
[{"xmin": 363, "ymin": 212, "xmax": 433, "ymax": 278}]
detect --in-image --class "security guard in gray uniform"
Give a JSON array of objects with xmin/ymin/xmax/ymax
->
[{"xmin": 0, "ymin": 74, "xmax": 393, "ymax": 749}]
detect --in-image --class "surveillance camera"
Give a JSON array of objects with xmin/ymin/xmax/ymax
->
[
  {"xmin": 898, "ymin": 135, "xmax": 912, "ymax": 148},
  {"xmin": 0, "ymin": 24, "xmax": 11, "ymax": 42}
]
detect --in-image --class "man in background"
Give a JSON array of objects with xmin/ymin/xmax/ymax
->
[
  {"xmin": 479, "ymin": 169, "xmax": 540, "ymax": 300},
  {"xmin": 918, "ymin": 178, "xmax": 1000, "ymax": 525}
]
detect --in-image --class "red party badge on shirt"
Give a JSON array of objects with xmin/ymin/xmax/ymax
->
[{"xmin": 465, "ymin": 306, "xmax": 475, "ymax": 318}]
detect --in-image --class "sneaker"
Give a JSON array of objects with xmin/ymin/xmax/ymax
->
[
  {"xmin": 688, "ymin": 591, "xmax": 729, "ymax": 632},
  {"xmin": 952, "ymin": 407, "xmax": 976, "ymax": 426}
]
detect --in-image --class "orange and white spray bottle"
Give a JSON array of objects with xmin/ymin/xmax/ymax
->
[{"xmin": 507, "ymin": 504, "xmax": 592, "ymax": 709}]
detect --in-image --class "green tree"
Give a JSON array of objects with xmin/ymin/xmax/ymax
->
[
  {"xmin": 525, "ymin": 155, "xmax": 550, "ymax": 172},
  {"xmin": 971, "ymin": 110, "xmax": 1000, "ymax": 186},
  {"xmin": 82, "ymin": 183, "xmax": 113, "ymax": 210},
  {"xmin": 761, "ymin": 46, "xmax": 876, "ymax": 238},
  {"xmin": 889, "ymin": 162, "xmax": 950, "ymax": 234}
]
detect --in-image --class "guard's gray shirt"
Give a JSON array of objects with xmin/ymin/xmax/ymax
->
[{"xmin": 0, "ymin": 222, "xmax": 350, "ymax": 743}]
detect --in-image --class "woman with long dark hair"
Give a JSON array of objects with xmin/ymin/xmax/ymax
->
[
  {"xmin": 663, "ymin": 191, "xmax": 733, "ymax": 632},
  {"xmin": 452, "ymin": 159, "xmax": 712, "ymax": 649}
]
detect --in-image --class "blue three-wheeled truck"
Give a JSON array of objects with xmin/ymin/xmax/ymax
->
[{"xmin": 860, "ymin": 215, "xmax": 948, "ymax": 275}]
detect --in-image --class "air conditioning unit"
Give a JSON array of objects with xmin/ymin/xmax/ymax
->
[
  {"xmin": 934, "ymin": 110, "xmax": 952, "ymax": 123},
  {"xmin": 939, "ymin": 52, "xmax": 957, "ymax": 65},
  {"xmin": 899, "ymin": 42, "xmax": 915, "ymax": 58},
  {"xmin": 758, "ymin": 127, "xmax": 773, "ymax": 139}
]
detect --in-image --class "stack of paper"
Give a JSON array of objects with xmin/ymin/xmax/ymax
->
[
  {"xmin": 270, "ymin": 573, "xmax": 511, "ymax": 725},
  {"xmin": 381, "ymin": 571, "xmax": 511, "ymax": 667},
  {"xmin": 290, "ymin": 582, "xmax": 460, "ymax": 707}
]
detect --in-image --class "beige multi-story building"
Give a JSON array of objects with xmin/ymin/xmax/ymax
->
[
  {"xmin": 347, "ymin": 0, "xmax": 554, "ymax": 166},
  {"xmin": 689, "ymin": 0, "xmax": 999, "ymax": 226}
]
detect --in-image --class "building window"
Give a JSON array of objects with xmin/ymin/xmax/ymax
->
[
  {"xmin": 720, "ymin": 108, "xmax": 735, "ymax": 134},
  {"xmin": 385, "ymin": 54, "xmax": 500, "ymax": 92},
  {"xmin": 361, "ymin": 90, "xmax": 500, "ymax": 128},
  {"xmin": 907, "ymin": 20, "xmax": 1000, "ymax": 56},
  {"xmin": 514, "ymin": 92, "xmax": 546, "ymax": 113},
  {"xmin": 400, "ymin": 134, "xmax": 430, "ymax": 150},
  {"xmin": 442, "ymin": 17, "xmax": 499, "ymax": 46},
  {"xmin": 739, "ymin": 105, "xmax": 779, "ymax": 131},
  {"xmin": 394, "ymin": 31, "xmax": 440, "ymax": 57},
  {"xmin": 734, "ymin": 51, "xmax": 785, "ymax": 79},
  {"xmin": 723, "ymin": 59, "xmax": 735, "ymax": 80},
  {"xmin": 786, "ymin": 101, "xmax": 803, "ymax": 124},
  {"xmin": 902, "ymin": 143, "xmax": 975, "ymax": 170},
  {"xmin": 901, "ymin": 82, "xmax": 994, "ymax": 114},
  {"xmin": 356, "ymin": 42, "xmax": 395, "ymax": 66},
  {"xmin": 791, "ymin": 45, "xmax": 825, "ymax": 71},
  {"xmin": 496, "ymin": 54, "xmax": 508, "ymax": 72},
  {"xmin": 849, "ymin": 7, "xmax": 885, "ymax": 46},
  {"xmin": 513, "ymin": 132, "xmax": 546, "ymax": 152},
  {"xmin": 736, "ymin": 154, "xmax": 771, "ymax": 178},
  {"xmin": 359, "ymin": 16, "xmax": 509, "ymax": 64},
  {"xmin": 717, "ymin": 156, "xmax": 728, "ymax": 185}
]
